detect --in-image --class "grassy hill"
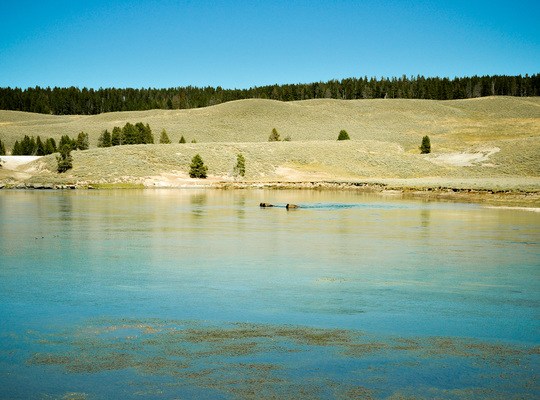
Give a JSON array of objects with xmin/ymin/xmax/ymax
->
[{"xmin": 1, "ymin": 96, "xmax": 539, "ymax": 192}]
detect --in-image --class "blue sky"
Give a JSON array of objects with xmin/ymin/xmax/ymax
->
[{"xmin": 1, "ymin": 0, "xmax": 538, "ymax": 89}]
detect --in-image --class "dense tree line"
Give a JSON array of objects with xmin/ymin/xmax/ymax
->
[
  {"xmin": 0, "ymin": 74, "xmax": 538, "ymax": 115},
  {"xmin": 10, "ymin": 133, "xmax": 89, "ymax": 155},
  {"xmin": 98, "ymin": 122, "xmax": 154, "ymax": 147}
]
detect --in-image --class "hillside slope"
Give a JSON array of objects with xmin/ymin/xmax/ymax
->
[
  {"xmin": 1, "ymin": 96, "xmax": 539, "ymax": 150},
  {"xmin": 1, "ymin": 97, "xmax": 539, "ymax": 194}
]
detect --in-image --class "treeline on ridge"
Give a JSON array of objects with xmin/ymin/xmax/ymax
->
[
  {"xmin": 0, "ymin": 74, "xmax": 538, "ymax": 115},
  {"xmin": 9, "ymin": 133, "xmax": 89, "ymax": 156}
]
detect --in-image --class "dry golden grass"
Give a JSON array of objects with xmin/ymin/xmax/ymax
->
[
  {"xmin": 1, "ymin": 96, "xmax": 539, "ymax": 191},
  {"xmin": 1, "ymin": 96, "xmax": 538, "ymax": 149}
]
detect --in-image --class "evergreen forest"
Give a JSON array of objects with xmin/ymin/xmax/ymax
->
[{"xmin": 0, "ymin": 74, "xmax": 538, "ymax": 115}]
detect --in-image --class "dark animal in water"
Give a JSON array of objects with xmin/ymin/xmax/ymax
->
[
  {"xmin": 286, "ymin": 204, "xmax": 298, "ymax": 210},
  {"xmin": 260, "ymin": 202, "xmax": 274, "ymax": 208}
]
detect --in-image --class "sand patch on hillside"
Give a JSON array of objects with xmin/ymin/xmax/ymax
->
[
  {"xmin": 0, "ymin": 156, "xmax": 42, "ymax": 170},
  {"xmin": 144, "ymin": 171, "xmax": 234, "ymax": 187},
  {"xmin": 274, "ymin": 166, "xmax": 335, "ymax": 181},
  {"xmin": 427, "ymin": 147, "xmax": 500, "ymax": 167}
]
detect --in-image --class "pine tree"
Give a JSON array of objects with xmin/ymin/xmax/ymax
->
[
  {"xmin": 111, "ymin": 126, "xmax": 122, "ymax": 146},
  {"xmin": 59, "ymin": 135, "xmax": 75, "ymax": 151},
  {"xmin": 189, "ymin": 154, "xmax": 208, "ymax": 178},
  {"xmin": 233, "ymin": 154, "xmax": 246, "ymax": 177},
  {"xmin": 122, "ymin": 123, "xmax": 138, "ymax": 144},
  {"xmin": 20, "ymin": 135, "xmax": 37, "ymax": 155},
  {"xmin": 420, "ymin": 135, "xmax": 431, "ymax": 154},
  {"xmin": 12, "ymin": 140, "xmax": 21, "ymax": 155},
  {"xmin": 35, "ymin": 136, "xmax": 46, "ymax": 156},
  {"xmin": 337, "ymin": 130, "xmax": 350, "ymax": 140},
  {"xmin": 179, "ymin": 135, "xmax": 186, "ymax": 144},
  {"xmin": 56, "ymin": 145, "xmax": 73, "ymax": 173},
  {"xmin": 0, "ymin": 139, "xmax": 5, "ymax": 155},
  {"xmin": 268, "ymin": 128, "xmax": 280, "ymax": 142},
  {"xmin": 76, "ymin": 132, "xmax": 89, "ymax": 150},
  {"xmin": 98, "ymin": 130, "xmax": 112, "ymax": 147},
  {"xmin": 159, "ymin": 129, "xmax": 171, "ymax": 144},
  {"xmin": 45, "ymin": 138, "xmax": 57, "ymax": 154}
]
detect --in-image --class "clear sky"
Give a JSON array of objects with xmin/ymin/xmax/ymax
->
[{"xmin": 1, "ymin": 0, "xmax": 538, "ymax": 89}]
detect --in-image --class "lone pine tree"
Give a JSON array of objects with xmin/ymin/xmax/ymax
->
[
  {"xmin": 159, "ymin": 129, "xmax": 171, "ymax": 144},
  {"xmin": 420, "ymin": 135, "xmax": 431, "ymax": 154},
  {"xmin": 268, "ymin": 128, "xmax": 280, "ymax": 142},
  {"xmin": 337, "ymin": 130, "xmax": 350, "ymax": 140},
  {"xmin": 189, "ymin": 154, "xmax": 208, "ymax": 178},
  {"xmin": 234, "ymin": 153, "xmax": 246, "ymax": 177}
]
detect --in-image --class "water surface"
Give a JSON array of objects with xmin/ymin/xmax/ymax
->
[{"xmin": 0, "ymin": 190, "xmax": 538, "ymax": 399}]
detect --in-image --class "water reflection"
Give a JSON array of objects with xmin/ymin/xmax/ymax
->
[
  {"xmin": 190, "ymin": 192, "xmax": 207, "ymax": 219},
  {"xmin": 58, "ymin": 192, "xmax": 73, "ymax": 222}
]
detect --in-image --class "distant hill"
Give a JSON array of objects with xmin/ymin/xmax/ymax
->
[
  {"xmin": 1, "ymin": 96, "xmax": 539, "ymax": 151},
  {"xmin": 1, "ymin": 96, "xmax": 539, "ymax": 193}
]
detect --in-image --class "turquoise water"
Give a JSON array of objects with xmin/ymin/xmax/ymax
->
[{"xmin": 0, "ymin": 189, "xmax": 538, "ymax": 399}]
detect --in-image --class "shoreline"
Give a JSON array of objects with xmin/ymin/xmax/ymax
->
[{"xmin": 2, "ymin": 179, "xmax": 539, "ymax": 207}]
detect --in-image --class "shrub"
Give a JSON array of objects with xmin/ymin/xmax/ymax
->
[
  {"xmin": 189, "ymin": 154, "xmax": 207, "ymax": 178},
  {"xmin": 337, "ymin": 130, "xmax": 350, "ymax": 140},
  {"xmin": 420, "ymin": 135, "xmax": 431, "ymax": 154}
]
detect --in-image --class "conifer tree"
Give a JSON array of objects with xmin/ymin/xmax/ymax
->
[
  {"xmin": 12, "ymin": 140, "xmax": 21, "ymax": 155},
  {"xmin": 20, "ymin": 135, "xmax": 37, "ymax": 154},
  {"xmin": 35, "ymin": 136, "xmax": 46, "ymax": 156},
  {"xmin": 420, "ymin": 135, "xmax": 431, "ymax": 154},
  {"xmin": 337, "ymin": 130, "xmax": 350, "ymax": 140},
  {"xmin": 59, "ymin": 135, "xmax": 74, "ymax": 151},
  {"xmin": 0, "ymin": 139, "xmax": 5, "ymax": 155},
  {"xmin": 98, "ymin": 130, "xmax": 112, "ymax": 147},
  {"xmin": 268, "ymin": 128, "xmax": 280, "ymax": 142},
  {"xmin": 56, "ymin": 145, "xmax": 73, "ymax": 173},
  {"xmin": 233, "ymin": 153, "xmax": 246, "ymax": 177},
  {"xmin": 159, "ymin": 129, "xmax": 171, "ymax": 144},
  {"xmin": 45, "ymin": 138, "xmax": 57, "ymax": 154},
  {"xmin": 76, "ymin": 132, "xmax": 89, "ymax": 150},
  {"xmin": 179, "ymin": 135, "xmax": 186, "ymax": 144},
  {"xmin": 189, "ymin": 154, "xmax": 208, "ymax": 178},
  {"xmin": 111, "ymin": 126, "xmax": 122, "ymax": 146},
  {"xmin": 122, "ymin": 123, "xmax": 138, "ymax": 144}
]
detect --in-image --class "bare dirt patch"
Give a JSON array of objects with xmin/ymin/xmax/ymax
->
[{"xmin": 426, "ymin": 147, "xmax": 500, "ymax": 167}]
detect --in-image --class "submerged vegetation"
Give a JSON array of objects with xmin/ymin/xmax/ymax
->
[{"xmin": 24, "ymin": 318, "xmax": 540, "ymax": 399}]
